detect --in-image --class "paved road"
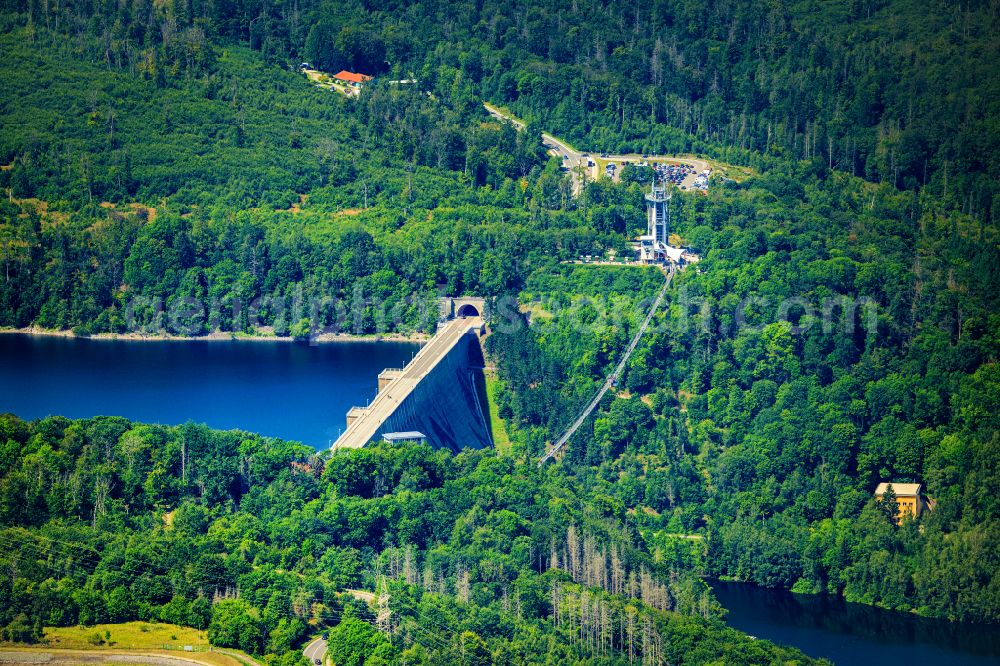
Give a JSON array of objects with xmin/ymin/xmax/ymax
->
[
  {"xmin": 302, "ymin": 637, "xmax": 326, "ymax": 666},
  {"xmin": 405, "ymin": 317, "xmax": 480, "ymax": 378},
  {"xmin": 484, "ymin": 103, "xmax": 588, "ymax": 194},
  {"xmin": 483, "ymin": 102, "xmax": 710, "ymax": 192}
]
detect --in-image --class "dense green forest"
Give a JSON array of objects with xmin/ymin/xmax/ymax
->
[
  {"xmin": 0, "ymin": 414, "xmax": 824, "ymax": 664},
  {"xmin": 3, "ymin": 0, "xmax": 999, "ymax": 334},
  {"xmin": 5, "ymin": 0, "xmax": 998, "ymax": 217},
  {"xmin": 488, "ymin": 178, "xmax": 1000, "ymax": 623},
  {"xmin": 0, "ymin": 24, "xmax": 638, "ymax": 335},
  {"xmin": 1, "ymin": 0, "xmax": 999, "ymax": 661}
]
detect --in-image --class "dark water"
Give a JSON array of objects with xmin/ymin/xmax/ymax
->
[
  {"xmin": 712, "ymin": 581, "xmax": 1000, "ymax": 665},
  {"xmin": 5, "ymin": 334, "xmax": 999, "ymax": 664},
  {"xmin": 0, "ymin": 334, "xmax": 421, "ymax": 448}
]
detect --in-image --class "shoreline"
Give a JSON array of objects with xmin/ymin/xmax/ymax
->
[{"xmin": 0, "ymin": 327, "xmax": 430, "ymax": 344}]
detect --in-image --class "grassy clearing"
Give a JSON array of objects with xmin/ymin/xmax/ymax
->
[
  {"xmin": 518, "ymin": 301, "xmax": 554, "ymax": 322},
  {"xmin": 43, "ymin": 622, "xmax": 208, "ymax": 650},
  {"xmin": 484, "ymin": 373, "xmax": 512, "ymax": 454}
]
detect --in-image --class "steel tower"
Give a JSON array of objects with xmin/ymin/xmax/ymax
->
[{"xmin": 645, "ymin": 179, "xmax": 671, "ymax": 246}]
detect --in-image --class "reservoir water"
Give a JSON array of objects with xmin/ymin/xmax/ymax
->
[
  {"xmin": 713, "ymin": 581, "xmax": 1000, "ymax": 665},
  {"xmin": 0, "ymin": 334, "xmax": 421, "ymax": 448},
  {"xmin": 4, "ymin": 334, "xmax": 998, "ymax": 663}
]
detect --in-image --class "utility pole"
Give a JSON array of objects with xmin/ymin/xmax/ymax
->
[{"xmin": 375, "ymin": 575, "xmax": 391, "ymax": 644}]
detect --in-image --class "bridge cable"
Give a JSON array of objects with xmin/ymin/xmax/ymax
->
[{"xmin": 538, "ymin": 267, "xmax": 674, "ymax": 466}]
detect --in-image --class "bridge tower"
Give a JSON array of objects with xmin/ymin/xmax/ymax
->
[
  {"xmin": 645, "ymin": 179, "xmax": 671, "ymax": 246},
  {"xmin": 639, "ymin": 179, "xmax": 671, "ymax": 263}
]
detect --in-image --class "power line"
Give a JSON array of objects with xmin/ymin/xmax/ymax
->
[
  {"xmin": 1, "ymin": 528, "xmax": 459, "ymax": 650},
  {"xmin": 0, "ymin": 531, "xmax": 351, "ymax": 627}
]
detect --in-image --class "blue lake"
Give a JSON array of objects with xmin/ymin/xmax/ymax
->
[
  {"xmin": 3, "ymin": 334, "xmax": 998, "ymax": 664},
  {"xmin": 712, "ymin": 581, "xmax": 1000, "ymax": 665},
  {"xmin": 0, "ymin": 334, "xmax": 421, "ymax": 448}
]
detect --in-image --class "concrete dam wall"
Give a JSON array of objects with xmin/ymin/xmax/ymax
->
[
  {"xmin": 374, "ymin": 332, "xmax": 491, "ymax": 452},
  {"xmin": 333, "ymin": 318, "xmax": 493, "ymax": 452}
]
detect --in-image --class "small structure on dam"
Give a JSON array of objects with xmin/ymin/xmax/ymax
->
[
  {"xmin": 331, "ymin": 310, "xmax": 493, "ymax": 452},
  {"xmin": 439, "ymin": 296, "xmax": 486, "ymax": 320}
]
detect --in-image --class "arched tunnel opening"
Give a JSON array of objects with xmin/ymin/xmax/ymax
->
[{"xmin": 456, "ymin": 303, "xmax": 480, "ymax": 318}]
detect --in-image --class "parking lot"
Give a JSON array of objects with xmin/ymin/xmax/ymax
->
[
  {"xmin": 482, "ymin": 103, "xmax": 715, "ymax": 194},
  {"xmin": 596, "ymin": 156, "xmax": 711, "ymax": 191},
  {"xmin": 653, "ymin": 162, "xmax": 695, "ymax": 186}
]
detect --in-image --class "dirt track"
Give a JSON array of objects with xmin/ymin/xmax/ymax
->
[
  {"xmin": 0, "ymin": 649, "xmax": 258, "ymax": 666},
  {"xmin": 0, "ymin": 651, "xmax": 205, "ymax": 666}
]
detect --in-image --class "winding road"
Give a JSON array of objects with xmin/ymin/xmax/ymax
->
[
  {"xmin": 483, "ymin": 103, "xmax": 587, "ymax": 194},
  {"xmin": 483, "ymin": 103, "xmax": 710, "ymax": 193},
  {"xmin": 302, "ymin": 637, "xmax": 326, "ymax": 666}
]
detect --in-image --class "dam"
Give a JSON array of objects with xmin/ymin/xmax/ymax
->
[{"xmin": 331, "ymin": 315, "xmax": 493, "ymax": 451}]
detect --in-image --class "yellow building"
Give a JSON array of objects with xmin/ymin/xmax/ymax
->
[{"xmin": 874, "ymin": 482, "xmax": 924, "ymax": 522}]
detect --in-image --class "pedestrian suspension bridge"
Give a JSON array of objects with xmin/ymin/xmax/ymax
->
[{"xmin": 538, "ymin": 266, "xmax": 675, "ymax": 465}]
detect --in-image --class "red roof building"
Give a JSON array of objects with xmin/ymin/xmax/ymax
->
[{"xmin": 333, "ymin": 71, "xmax": 373, "ymax": 87}]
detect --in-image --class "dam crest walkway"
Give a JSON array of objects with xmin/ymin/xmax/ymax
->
[{"xmin": 332, "ymin": 316, "xmax": 487, "ymax": 450}]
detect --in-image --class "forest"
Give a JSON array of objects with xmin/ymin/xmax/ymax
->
[
  {"xmin": 5, "ymin": 0, "xmax": 997, "ymax": 219},
  {"xmin": 0, "ymin": 414, "xmax": 823, "ymax": 665},
  {"xmin": 0, "ymin": 0, "xmax": 999, "ymax": 662},
  {"xmin": 488, "ymin": 186, "xmax": 1000, "ymax": 623},
  {"xmin": 0, "ymin": 27, "xmax": 625, "ymax": 335}
]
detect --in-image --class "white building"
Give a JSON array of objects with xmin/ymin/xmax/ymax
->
[
  {"xmin": 639, "ymin": 181, "xmax": 671, "ymax": 264},
  {"xmin": 638, "ymin": 179, "xmax": 700, "ymax": 265}
]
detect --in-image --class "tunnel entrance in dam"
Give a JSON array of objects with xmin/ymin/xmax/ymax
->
[{"xmin": 440, "ymin": 296, "xmax": 486, "ymax": 321}]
